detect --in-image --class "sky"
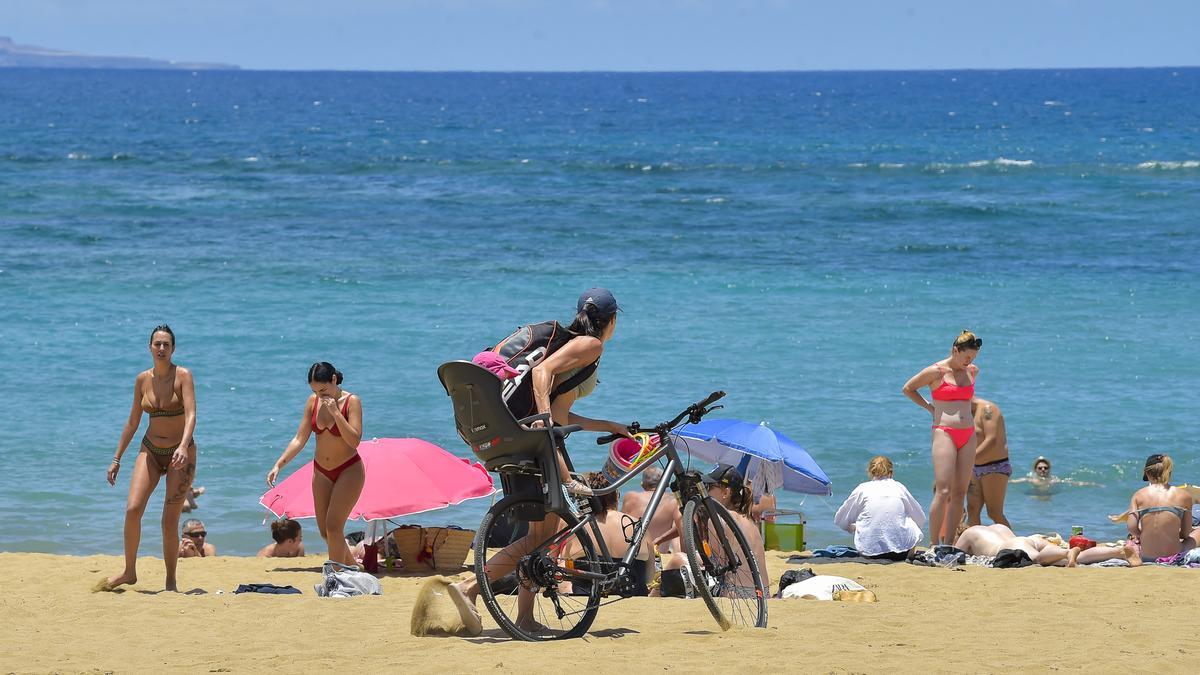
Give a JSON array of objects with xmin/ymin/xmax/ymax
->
[{"xmin": 1, "ymin": 0, "xmax": 1198, "ymax": 71}]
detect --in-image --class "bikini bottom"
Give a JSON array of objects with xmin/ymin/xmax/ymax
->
[
  {"xmin": 141, "ymin": 436, "xmax": 195, "ymax": 473},
  {"xmin": 933, "ymin": 425, "xmax": 974, "ymax": 450},
  {"xmin": 315, "ymin": 454, "xmax": 363, "ymax": 483}
]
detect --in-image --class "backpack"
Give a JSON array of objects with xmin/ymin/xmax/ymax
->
[{"xmin": 490, "ymin": 320, "xmax": 599, "ymax": 419}]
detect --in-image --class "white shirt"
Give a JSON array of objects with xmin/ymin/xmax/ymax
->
[{"xmin": 833, "ymin": 478, "xmax": 926, "ymax": 556}]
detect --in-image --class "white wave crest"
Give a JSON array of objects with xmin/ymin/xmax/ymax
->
[
  {"xmin": 1136, "ymin": 160, "xmax": 1200, "ymax": 170},
  {"xmin": 994, "ymin": 157, "xmax": 1034, "ymax": 167}
]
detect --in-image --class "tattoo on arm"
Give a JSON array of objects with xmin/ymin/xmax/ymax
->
[{"xmin": 983, "ymin": 405, "xmax": 993, "ymax": 421}]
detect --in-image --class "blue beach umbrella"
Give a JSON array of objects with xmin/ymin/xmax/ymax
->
[{"xmin": 672, "ymin": 419, "xmax": 832, "ymax": 496}]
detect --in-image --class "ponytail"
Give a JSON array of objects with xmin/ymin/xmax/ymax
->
[
  {"xmin": 567, "ymin": 303, "xmax": 614, "ymax": 339},
  {"xmin": 307, "ymin": 361, "xmax": 343, "ymax": 385}
]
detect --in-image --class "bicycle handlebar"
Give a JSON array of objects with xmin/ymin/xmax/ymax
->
[{"xmin": 596, "ymin": 390, "xmax": 726, "ymax": 445}]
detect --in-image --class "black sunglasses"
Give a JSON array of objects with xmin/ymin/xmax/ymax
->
[
  {"xmin": 956, "ymin": 338, "xmax": 982, "ymax": 350},
  {"xmin": 184, "ymin": 531, "xmax": 207, "ymax": 538}
]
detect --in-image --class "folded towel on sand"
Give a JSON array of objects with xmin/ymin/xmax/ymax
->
[
  {"xmin": 234, "ymin": 583, "xmax": 301, "ymax": 595},
  {"xmin": 788, "ymin": 554, "xmax": 901, "ymax": 566}
]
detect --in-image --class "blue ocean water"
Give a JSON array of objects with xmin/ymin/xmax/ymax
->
[{"xmin": 1, "ymin": 69, "xmax": 1197, "ymax": 556}]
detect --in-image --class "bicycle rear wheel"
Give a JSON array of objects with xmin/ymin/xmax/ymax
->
[
  {"xmin": 682, "ymin": 497, "xmax": 768, "ymax": 630},
  {"xmin": 474, "ymin": 494, "xmax": 602, "ymax": 641}
]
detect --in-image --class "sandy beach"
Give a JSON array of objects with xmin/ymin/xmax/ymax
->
[{"xmin": 2, "ymin": 550, "xmax": 1194, "ymax": 673}]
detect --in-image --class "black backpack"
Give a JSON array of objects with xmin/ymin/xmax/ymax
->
[{"xmin": 489, "ymin": 321, "xmax": 599, "ymax": 419}]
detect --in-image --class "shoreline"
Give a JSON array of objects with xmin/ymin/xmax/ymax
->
[{"xmin": 4, "ymin": 551, "xmax": 1197, "ymax": 672}]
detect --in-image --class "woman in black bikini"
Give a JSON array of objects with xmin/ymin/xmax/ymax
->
[
  {"xmin": 99, "ymin": 325, "xmax": 197, "ymax": 593},
  {"xmin": 267, "ymin": 362, "xmax": 363, "ymax": 566}
]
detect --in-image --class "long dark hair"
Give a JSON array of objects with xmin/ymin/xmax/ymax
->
[
  {"xmin": 307, "ymin": 361, "xmax": 343, "ymax": 385},
  {"xmin": 567, "ymin": 303, "xmax": 616, "ymax": 339},
  {"xmin": 726, "ymin": 480, "xmax": 755, "ymax": 518}
]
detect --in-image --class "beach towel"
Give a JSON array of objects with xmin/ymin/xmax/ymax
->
[
  {"xmin": 908, "ymin": 546, "xmax": 967, "ymax": 568},
  {"xmin": 233, "ymin": 583, "xmax": 301, "ymax": 595},
  {"xmin": 780, "ymin": 575, "xmax": 866, "ymax": 601},
  {"xmin": 789, "ymin": 554, "xmax": 901, "ymax": 566},
  {"xmin": 811, "ymin": 545, "xmax": 859, "ymax": 558},
  {"xmin": 315, "ymin": 560, "xmax": 382, "ymax": 598}
]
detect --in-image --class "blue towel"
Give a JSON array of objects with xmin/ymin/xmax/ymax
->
[{"xmin": 811, "ymin": 545, "xmax": 859, "ymax": 558}]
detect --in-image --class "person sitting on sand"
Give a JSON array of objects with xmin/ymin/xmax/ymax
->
[
  {"xmin": 620, "ymin": 466, "xmax": 679, "ymax": 553},
  {"xmin": 653, "ymin": 465, "xmax": 769, "ymax": 597},
  {"xmin": 966, "ymin": 397, "xmax": 1011, "ymax": 527},
  {"xmin": 834, "ymin": 455, "xmax": 926, "ymax": 560},
  {"xmin": 561, "ymin": 472, "xmax": 654, "ymax": 595},
  {"xmin": 1109, "ymin": 454, "xmax": 1195, "ymax": 560},
  {"xmin": 178, "ymin": 519, "xmax": 216, "ymax": 558},
  {"xmin": 954, "ymin": 524, "xmax": 1140, "ymax": 567},
  {"xmin": 258, "ymin": 518, "xmax": 305, "ymax": 558}
]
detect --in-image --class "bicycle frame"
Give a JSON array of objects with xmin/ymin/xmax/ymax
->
[{"xmin": 552, "ymin": 428, "xmax": 701, "ymax": 592}]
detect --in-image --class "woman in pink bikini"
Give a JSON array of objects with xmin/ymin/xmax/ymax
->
[
  {"xmin": 267, "ymin": 362, "xmax": 363, "ymax": 565},
  {"xmin": 903, "ymin": 331, "xmax": 982, "ymax": 545}
]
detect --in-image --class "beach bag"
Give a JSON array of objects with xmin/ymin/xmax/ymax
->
[
  {"xmin": 392, "ymin": 525, "xmax": 476, "ymax": 572},
  {"xmin": 601, "ymin": 433, "xmax": 660, "ymax": 483},
  {"xmin": 490, "ymin": 321, "xmax": 598, "ymax": 418}
]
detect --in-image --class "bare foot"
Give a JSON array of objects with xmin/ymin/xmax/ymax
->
[
  {"xmin": 515, "ymin": 617, "xmax": 550, "ymax": 634},
  {"xmin": 1066, "ymin": 547, "xmax": 1081, "ymax": 568},
  {"xmin": 93, "ymin": 571, "xmax": 136, "ymax": 592},
  {"xmin": 165, "ymin": 580, "xmax": 179, "ymax": 593},
  {"xmin": 446, "ymin": 582, "xmax": 483, "ymax": 636},
  {"xmin": 1122, "ymin": 543, "xmax": 1142, "ymax": 568}
]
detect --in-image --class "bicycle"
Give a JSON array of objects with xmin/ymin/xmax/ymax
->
[{"xmin": 465, "ymin": 390, "xmax": 769, "ymax": 641}]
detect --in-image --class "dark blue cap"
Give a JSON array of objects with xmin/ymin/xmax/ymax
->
[
  {"xmin": 577, "ymin": 288, "xmax": 621, "ymax": 317},
  {"xmin": 702, "ymin": 464, "xmax": 744, "ymax": 490}
]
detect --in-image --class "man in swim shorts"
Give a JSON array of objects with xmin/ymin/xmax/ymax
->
[{"xmin": 966, "ymin": 398, "xmax": 1011, "ymax": 527}]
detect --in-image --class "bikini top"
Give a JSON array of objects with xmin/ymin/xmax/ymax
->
[
  {"xmin": 143, "ymin": 371, "xmax": 184, "ymax": 417},
  {"xmin": 312, "ymin": 397, "xmax": 351, "ymax": 436},
  {"xmin": 1134, "ymin": 505, "xmax": 1187, "ymax": 522},
  {"xmin": 931, "ymin": 366, "xmax": 976, "ymax": 402},
  {"xmin": 142, "ymin": 394, "xmax": 184, "ymax": 417}
]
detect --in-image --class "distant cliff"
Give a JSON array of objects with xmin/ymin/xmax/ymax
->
[{"xmin": 0, "ymin": 36, "xmax": 238, "ymax": 70}]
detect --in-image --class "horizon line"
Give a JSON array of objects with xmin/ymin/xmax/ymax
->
[{"xmin": 4, "ymin": 64, "xmax": 1199, "ymax": 75}]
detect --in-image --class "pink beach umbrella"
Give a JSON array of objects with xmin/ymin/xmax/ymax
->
[{"xmin": 259, "ymin": 437, "xmax": 496, "ymax": 522}]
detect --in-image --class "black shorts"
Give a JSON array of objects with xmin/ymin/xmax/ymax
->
[{"xmin": 660, "ymin": 568, "xmax": 688, "ymax": 598}]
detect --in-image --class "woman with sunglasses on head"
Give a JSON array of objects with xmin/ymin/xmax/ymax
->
[
  {"xmin": 267, "ymin": 362, "xmax": 364, "ymax": 566},
  {"xmin": 903, "ymin": 330, "xmax": 982, "ymax": 545},
  {"xmin": 98, "ymin": 325, "xmax": 198, "ymax": 593},
  {"xmin": 1110, "ymin": 454, "xmax": 1196, "ymax": 560}
]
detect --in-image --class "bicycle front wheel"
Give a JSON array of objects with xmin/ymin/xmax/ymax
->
[
  {"xmin": 682, "ymin": 497, "xmax": 768, "ymax": 630},
  {"xmin": 474, "ymin": 494, "xmax": 602, "ymax": 641}
]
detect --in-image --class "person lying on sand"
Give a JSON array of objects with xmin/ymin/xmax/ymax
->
[{"xmin": 955, "ymin": 524, "xmax": 1140, "ymax": 567}]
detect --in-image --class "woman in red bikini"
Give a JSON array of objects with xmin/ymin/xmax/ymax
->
[
  {"xmin": 903, "ymin": 331, "xmax": 982, "ymax": 545},
  {"xmin": 98, "ymin": 325, "xmax": 197, "ymax": 593},
  {"xmin": 267, "ymin": 362, "xmax": 363, "ymax": 566}
]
